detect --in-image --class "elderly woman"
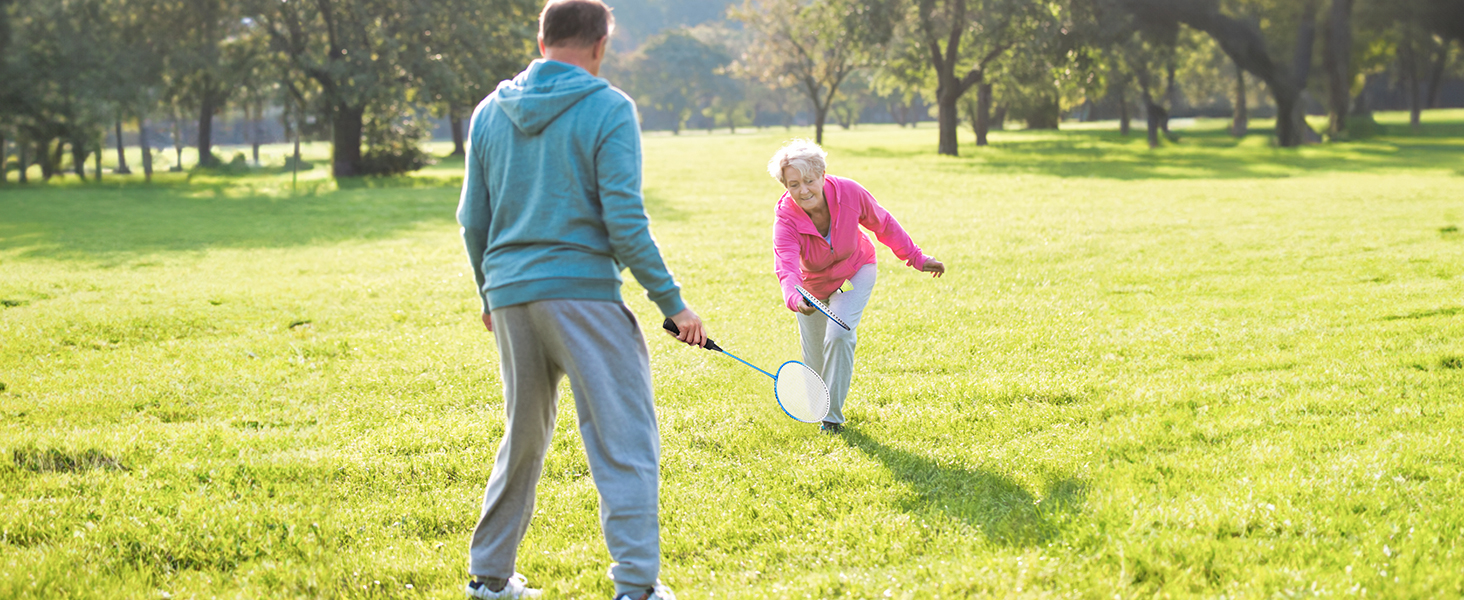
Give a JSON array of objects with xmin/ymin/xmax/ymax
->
[{"xmin": 769, "ymin": 140, "xmax": 945, "ymax": 434}]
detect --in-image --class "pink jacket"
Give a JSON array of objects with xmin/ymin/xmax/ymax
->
[{"xmin": 773, "ymin": 175, "xmax": 928, "ymax": 312}]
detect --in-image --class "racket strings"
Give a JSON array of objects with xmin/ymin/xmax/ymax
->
[{"xmin": 775, "ymin": 362, "xmax": 831, "ymax": 423}]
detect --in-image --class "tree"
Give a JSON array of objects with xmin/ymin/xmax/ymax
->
[
  {"xmin": 911, "ymin": 0, "xmax": 1029, "ymax": 155},
  {"xmin": 155, "ymin": 0, "xmax": 264, "ymax": 168},
  {"xmin": 261, "ymin": 0, "xmax": 434, "ymax": 177},
  {"xmin": 735, "ymin": 0, "xmax": 897, "ymax": 144},
  {"xmin": 626, "ymin": 29, "xmax": 732, "ymax": 133},
  {"xmin": 415, "ymin": 0, "xmax": 537, "ymax": 156},
  {"xmin": 1113, "ymin": 30, "xmax": 1179, "ymax": 148},
  {"xmin": 1102, "ymin": 0, "xmax": 1317, "ymax": 147},
  {"xmin": 1322, "ymin": 0, "xmax": 1353, "ymax": 136},
  {"xmin": 1358, "ymin": 0, "xmax": 1464, "ymax": 131},
  {"xmin": 871, "ymin": 34, "xmax": 932, "ymax": 129},
  {"xmin": 997, "ymin": 2, "xmax": 1093, "ymax": 134},
  {"xmin": 1, "ymin": 0, "xmax": 15, "ymax": 183},
  {"xmin": 4, "ymin": 0, "xmax": 114, "ymax": 180}
]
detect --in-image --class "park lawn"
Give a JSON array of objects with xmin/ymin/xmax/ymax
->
[{"xmin": 1, "ymin": 112, "xmax": 1462, "ymax": 599}]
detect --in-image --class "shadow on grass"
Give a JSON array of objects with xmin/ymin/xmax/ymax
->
[
  {"xmin": 846, "ymin": 119, "xmax": 1464, "ymax": 180},
  {"xmin": 0, "ymin": 179, "xmax": 459, "ymax": 260},
  {"xmin": 841, "ymin": 428, "xmax": 1086, "ymax": 546}
]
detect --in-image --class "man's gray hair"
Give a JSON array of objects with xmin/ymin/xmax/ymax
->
[
  {"xmin": 540, "ymin": 0, "xmax": 615, "ymax": 48},
  {"xmin": 767, "ymin": 139, "xmax": 827, "ymax": 184}
]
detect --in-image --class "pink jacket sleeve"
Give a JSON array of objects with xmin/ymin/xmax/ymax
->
[
  {"xmin": 855, "ymin": 184, "xmax": 928, "ymax": 271},
  {"xmin": 772, "ymin": 213, "xmax": 806, "ymax": 312}
]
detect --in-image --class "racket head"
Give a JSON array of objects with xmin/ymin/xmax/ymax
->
[
  {"xmin": 795, "ymin": 286, "xmax": 851, "ymax": 331},
  {"xmin": 773, "ymin": 361, "xmax": 831, "ymax": 423}
]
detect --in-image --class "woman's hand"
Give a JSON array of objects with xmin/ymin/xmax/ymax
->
[
  {"xmin": 796, "ymin": 298, "xmax": 819, "ymax": 315},
  {"xmin": 922, "ymin": 259, "xmax": 946, "ymax": 278}
]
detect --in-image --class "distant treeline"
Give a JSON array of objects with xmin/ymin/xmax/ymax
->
[{"xmin": 2, "ymin": 0, "xmax": 1461, "ymax": 182}]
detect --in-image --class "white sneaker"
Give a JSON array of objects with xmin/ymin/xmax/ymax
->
[
  {"xmin": 466, "ymin": 573, "xmax": 542, "ymax": 599},
  {"xmin": 612, "ymin": 580, "xmax": 675, "ymax": 600}
]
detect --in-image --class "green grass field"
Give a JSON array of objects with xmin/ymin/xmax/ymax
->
[{"xmin": 2, "ymin": 111, "xmax": 1463, "ymax": 599}]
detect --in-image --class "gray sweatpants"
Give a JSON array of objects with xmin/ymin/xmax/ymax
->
[
  {"xmin": 796, "ymin": 263, "xmax": 877, "ymax": 424},
  {"xmin": 469, "ymin": 299, "xmax": 660, "ymax": 597}
]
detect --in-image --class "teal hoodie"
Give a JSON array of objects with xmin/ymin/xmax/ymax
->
[{"xmin": 457, "ymin": 60, "xmax": 686, "ymax": 317}]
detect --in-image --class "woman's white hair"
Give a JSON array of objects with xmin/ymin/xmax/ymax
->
[{"xmin": 767, "ymin": 139, "xmax": 828, "ymax": 184}]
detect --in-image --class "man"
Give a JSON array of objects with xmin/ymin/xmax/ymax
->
[{"xmin": 456, "ymin": 1, "xmax": 707, "ymax": 599}]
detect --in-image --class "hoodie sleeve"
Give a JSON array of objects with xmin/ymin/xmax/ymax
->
[
  {"xmin": 772, "ymin": 206, "xmax": 807, "ymax": 312},
  {"xmin": 854, "ymin": 180, "xmax": 928, "ymax": 271},
  {"xmin": 456, "ymin": 101, "xmax": 492, "ymax": 314},
  {"xmin": 595, "ymin": 96, "xmax": 686, "ymax": 317}
]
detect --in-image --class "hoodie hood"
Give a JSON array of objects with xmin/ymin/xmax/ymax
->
[{"xmin": 492, "ymin": 59, "xmax": 610, "ymax": 136}]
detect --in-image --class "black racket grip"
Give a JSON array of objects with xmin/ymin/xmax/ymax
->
[{"xmin": 662, "ymin": 318, "xmax": 723, "ymax": 352}]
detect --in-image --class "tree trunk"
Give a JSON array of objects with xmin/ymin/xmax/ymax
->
[
  {"xmin": 1163, "ymin": 62, "xmax": 1179, "ymax": 131},
  {"xmin": 1426, "ymin": 42, "xmax": 1448, "ymax": 109},
  {"xmin": 293, "ymin": 109, "xmax": 302, "ymax": 166},
  {"xmin": 1274, "ymin": 86, "xmax": 1303, "ymax": 146},
  {"xmin": 1136, "ymin": 66, "xmax": 1163, "ymax": 148},
  {"xmin": 94, "ymin": 138, "xmax": 103, "ymax": 183},
  {"xmin": 1232, "ymin": 61, "xmax": 1248, "ymax": 136},
  {"xmin": 331, "ymin": 103, "xmax": 365, "ymax": 178},
  {"xmin": 17, "ymin": 137, "xmax": 27, "ymax": 183},
  {"xmin": 197, "ymin": 83, "xmax": 220, "ymax": 168},
  {"xmin": 975, "ymin": 82, "xmax": 992, "ymax": 146},
  {"xmin": 936, "ymin": 72, "xmax": 961, "ymax": 155},
  {"xmin": 813, "ymin": 102, "xmax": 828, "ymax": 145},
  {"xmin": 140, "ymin": 117, "xmax": 153, "ymax": 182},
  {"xmin": 172, "ymin": 118, "xmax": 184, "ymax": 171},
  {"xmin": 0, "ymin": 129, "xmax": 6, "ymax": 185},
  {"xmin": 71, "ymin": 136, "xmax": 88, "ymax": 181},
  {"xmin": 113, "ymin": 119, "xmax": 131, "ymax": 174},
  {"xmin": 1142, "ymin": 94, "xmax": 1164, "ymax": 149},
  {"xmin": 1289, "ymin": 2, "xmax": 1322, "ymax": 144},
  {"xmin": 38, "ymin": 139, "xmax": 55, "ymax": 180},
  {"xmin": 1119, "ymin": 82, "xmax": 1131, "ymax": 136},
  {"xmin": 450, "ymin": 105, "xmax": 466, "ymax": 156},
  {"xmin": 34, "ymin": 140, "xmax": 49, "ymax": 180},
  {"xmin": 1323, "ymin": 0, "xmax": 1354, "ymax": 136},
  {"xmin": 45, "ymin": 139, "xmax": 64, "ymax": 179},
  {"xmin": 1401, "ymin": 37, "xmax": 1422, "ymax": 131},
  {"xmin": 251, "ymin": 100, "xmax": 263, "ymax": 166}
]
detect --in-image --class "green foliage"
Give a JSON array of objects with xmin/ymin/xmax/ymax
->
[
  {"xmin": 360, "ymin": 109, "xmax": 433, "ymax": 176},
  {"xmin": 602, "ymin": 0, "xmax": 740, "ymax": 50},
  {"xmin": 624, "ymin": 28, "xmax": 734, "ymax": 133},
  {"xmin": 734, "ymin": 0, "xmax": 899, "ymax": 142},
  {"xmin": 415, "ymin": 0, "xmax": 539, "ymax": 120}
]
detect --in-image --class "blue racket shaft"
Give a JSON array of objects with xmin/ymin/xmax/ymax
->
[
  {"xmin": 713, "ymin": 349, "xmax": 775, "ymax": 379},
  {"xmin": 663, "ymin": 318, "xmax": 831, "ymax": 423},
  {"xmin": 662, "ymin": 319, "xmax": 774, "ymax": 379}
]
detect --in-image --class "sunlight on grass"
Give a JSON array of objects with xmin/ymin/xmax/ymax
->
[{"xmin": 1, "ymin": 111, "xmax": 1462, "ymax": 599}]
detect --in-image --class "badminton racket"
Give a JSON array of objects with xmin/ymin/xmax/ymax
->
[
  {"xmin": 662, "ymin": 319, "xmax": 830, "ymax": 423},
  {"xmin": 795, "ymin": 285, "xmax": 851, "ymax": 331}
]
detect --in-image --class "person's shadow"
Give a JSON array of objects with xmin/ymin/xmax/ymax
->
[{"xmin": 841, "ymin": 428, "xmax": 1086, "ymax": 546}]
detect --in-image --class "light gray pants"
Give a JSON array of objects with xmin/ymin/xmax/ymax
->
[
  {"xmin": 796, "ymin": 263, "xmax": 877, "ymax": 424},
  {"xmin": 469, "ymin": 299, "xmax": 660, "ymax": 597}
]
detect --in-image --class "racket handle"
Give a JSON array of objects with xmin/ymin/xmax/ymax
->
[{"xmin": 662, "ymin": 318, "xmax": 723, "ymax": 352}]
